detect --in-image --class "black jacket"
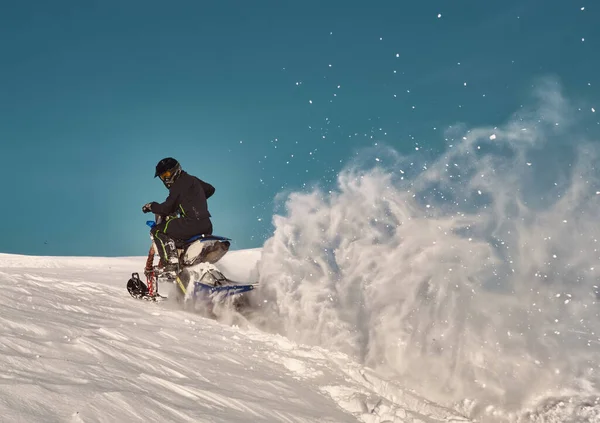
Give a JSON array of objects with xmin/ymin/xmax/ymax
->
[{"xmin": 150, "ymin": 171, "xmax": 215, "ymax": 220}]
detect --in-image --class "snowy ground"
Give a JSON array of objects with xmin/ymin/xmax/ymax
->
[{"xmin": 0, "ymin": 252, "xmax": 469, "ymax": 423}]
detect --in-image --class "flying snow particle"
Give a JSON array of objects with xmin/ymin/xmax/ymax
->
[
  {"xmin": 463, "ymin": 82, "xmax": 467, "ymax": 86},
  {"xmin": 490, "ymin": 134, "xmax": 497, "ymax": 140},
  {"xmin": 437, "ymin": 13, "xmax": 442, "ymax": 18},
  {"xmin": 309, "ymin": 100, "xmax": 313, "ymax": 104},
  {"xmin": 582, "ymin": 38, "xmax": 585, "ymax": 42},
  {"xmin": 592, "ymin": 107, "xmax": 596, "ymax": 113},
  {"xmin": 581, "ymin": 7, "xmax": 585, "ymax": 11},
  {"xmin": 396, "ymin": 53, "xmax": 400, "ymax": 58},
  {"xmin": 375, "ymin": 158, "xmax": 380, "ymax": 162}
]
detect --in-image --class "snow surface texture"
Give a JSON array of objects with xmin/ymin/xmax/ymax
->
[
  {"xmin": 0, "ymin": 253, "xmax": 468, "ymax": 423},
  {"xmin": 246, "ymin": 78, "xmax": 600, "ymax": 422}
]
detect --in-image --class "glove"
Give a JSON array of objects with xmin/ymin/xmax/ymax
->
[{"xmin": 142, "ymin": 203, "xmax": 153, "ymax": 213}]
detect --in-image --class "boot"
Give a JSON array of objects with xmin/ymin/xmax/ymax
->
[
  {"xmin": 162, "ymin": 263, "xmax": 178, "ymax": 280},
  {"xmin": 162, "ymin": 239, "xmax": 179, "ymax": 280}
]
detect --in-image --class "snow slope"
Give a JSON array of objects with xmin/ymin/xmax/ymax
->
[{"xmin": 0, "ymin": 252, "xmax": 468, "ymax": 423}]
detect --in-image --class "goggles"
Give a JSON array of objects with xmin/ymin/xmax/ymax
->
[{"xmin": 159, "ymin": 170, "xmax": 173, "ymax": 181}]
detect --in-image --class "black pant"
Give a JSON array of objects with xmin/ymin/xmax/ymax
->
[{"xmin": 151, "ymin": 217, "xmax": 213, "ymax": 264}]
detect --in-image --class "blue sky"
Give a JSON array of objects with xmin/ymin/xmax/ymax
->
[{"xmin": 1, "ymin": 0, "xmax": 598, "ymax": 256}]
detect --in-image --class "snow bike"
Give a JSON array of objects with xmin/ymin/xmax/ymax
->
[{"xmin": 126, "ymin": 214, "xmax": 257, "ymax": 307}]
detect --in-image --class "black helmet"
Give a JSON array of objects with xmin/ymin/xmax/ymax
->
[{"xmin": 154, "ymin": 157, "xmax": 182, "ymax": 188}]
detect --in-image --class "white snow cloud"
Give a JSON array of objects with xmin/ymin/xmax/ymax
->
[{"xmin": 251, "ymin": 77, "xmax": 600, "ymax": 419}]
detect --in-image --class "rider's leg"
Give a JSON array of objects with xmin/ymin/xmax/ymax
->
[
  {"xmin": 151, "ymin": 223, "xmax": 179, "ymax": 275},
  {"xmin": 164, "ymin": 217, "xmax": 213, "ymax": 238},
  {"xmin": 151, "ymin": 217, "xmax": 214, "ymax": 270}
]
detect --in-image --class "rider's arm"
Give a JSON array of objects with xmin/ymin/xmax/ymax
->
[{"xmin": 150, "ymin": 190, "xmax": 178, "ymax": 215}]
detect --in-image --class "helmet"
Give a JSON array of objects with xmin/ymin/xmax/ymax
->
[{"xmin": 154, "ymin": 157, "xmax": 182, "ymax": 188}]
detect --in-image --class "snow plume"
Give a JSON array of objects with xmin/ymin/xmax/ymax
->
[{"xmin": 250, "ymin": 78, "xmax": 600, "ymax": 420}]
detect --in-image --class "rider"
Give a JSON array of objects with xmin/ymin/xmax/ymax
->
[{"xmin": 142, "ymin": 157, "xmax": 215, "ymax": 278}]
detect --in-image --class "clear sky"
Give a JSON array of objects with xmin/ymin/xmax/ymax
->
[{"xmin": 1, "ymin": 0, "xmax": 598, "ymax": 257}]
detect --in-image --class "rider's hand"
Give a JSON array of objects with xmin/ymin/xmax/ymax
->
[{"xmin": 142, "ymin": 203, "xmax": 153, "ymax": 213}]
